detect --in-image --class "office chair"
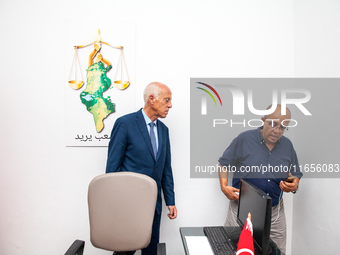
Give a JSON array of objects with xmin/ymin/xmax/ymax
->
[{"xmin": 65, "ymin": 172, "xmax": 166, "ymax": 254}]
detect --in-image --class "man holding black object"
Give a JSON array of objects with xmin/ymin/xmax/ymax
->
[
  {"xmin": 106, "ymin": 82, "xmax": 177, "ymax": 255},
  {"xmin": 218, "ymin": 104, "xmax": 302, "ymax": 254}
]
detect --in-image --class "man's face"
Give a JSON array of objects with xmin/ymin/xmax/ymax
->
[
  {"xmin": 261, "ymin": 107, "xmax": 290, "ymax": 146},
  {"xmin": 152, "ymin": 87, "xmax": 172, "ymax": 119}
]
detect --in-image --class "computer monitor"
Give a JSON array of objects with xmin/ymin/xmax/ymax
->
[{"xmin": 237, "ymin": 179, "xmax": 272, "ymax": 255}]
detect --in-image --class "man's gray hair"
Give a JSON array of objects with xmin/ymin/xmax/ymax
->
[{"xmin": 143, "ymin": 82, "xmax": 162, "ymax": 103}]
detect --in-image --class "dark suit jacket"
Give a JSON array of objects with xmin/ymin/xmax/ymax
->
[{"xmin": 106, "ymin": 109, "xmax": 175, "ymax": 214}]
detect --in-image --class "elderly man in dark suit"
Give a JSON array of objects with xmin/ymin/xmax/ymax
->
[{"xmin": 106, "ymin": 82, "xmax": 177, "ymax": 255}]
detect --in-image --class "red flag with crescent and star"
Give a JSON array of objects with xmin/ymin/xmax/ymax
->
[{"xmin": 236, "ymin": 213, "xmax": 254, "ymax": 255}]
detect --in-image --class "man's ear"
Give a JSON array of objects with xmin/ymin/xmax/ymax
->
[{"xmin": 148, "ymin": 94, "xmax": 155, "ymax": 104}]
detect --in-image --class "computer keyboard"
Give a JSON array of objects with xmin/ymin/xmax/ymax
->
[{"xmin": 203, "ymin": 226, "xmax": 237, "ymax": 255}]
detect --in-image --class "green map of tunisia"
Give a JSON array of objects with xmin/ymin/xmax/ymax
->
[{"xmin": 80, "ymin": 61, "xmax": 115, "ymax": 133}]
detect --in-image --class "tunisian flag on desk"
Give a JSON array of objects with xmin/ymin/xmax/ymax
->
[{"xmin": 236, "ymin": 213, "xmax": 254, "ymax": 255}]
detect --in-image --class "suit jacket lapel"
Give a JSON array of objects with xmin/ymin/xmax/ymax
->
[{"xmin": 136, "ymin": 110, "xmax": 157, "ymax": 161}]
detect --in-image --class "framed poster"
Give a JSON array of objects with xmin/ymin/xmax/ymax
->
[{"xmin": 65, "ymin": 19, "xmax": 136, "ymax": 146}]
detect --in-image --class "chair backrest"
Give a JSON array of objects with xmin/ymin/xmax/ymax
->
[{"xmin": 88, "ymin": 172, "xmax": 157, "ymax": 252}]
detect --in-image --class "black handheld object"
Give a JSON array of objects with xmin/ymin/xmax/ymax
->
[{"xmin": 285, "ymin": 176, "xmax": 297, "ymax": 183}]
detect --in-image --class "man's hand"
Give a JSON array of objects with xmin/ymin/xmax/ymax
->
[
  {"xmin": 280, "ymin": 173, "xmax": 299, "ymax": 193},
  {"xmin": 221, "ymin": 186, "xmax": 240, "ymax": 201},
  {"xmin": 218, "ymin": 163, "xmax": 239, "ymax": 201},
  {"xmin": 167, "ymin": 205, "xmax": 177, "ymax": 219}
]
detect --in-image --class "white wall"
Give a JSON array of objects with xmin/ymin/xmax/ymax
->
[
  {"xmin": 0, "ymin": 1, "xmax": 338, "ymax": 254},
  {"xmin": 292, "ymin": 1, "xmax": 340, "ymax": 254}
]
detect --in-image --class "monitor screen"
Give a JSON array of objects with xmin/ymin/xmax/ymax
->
[{"xmin": 237, "ymin": 179, "xmax": 272, "ymax": 255}]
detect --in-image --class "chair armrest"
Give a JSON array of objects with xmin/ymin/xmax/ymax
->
[
  {"xmin": 65, "ymin": 239, "xmax": 85, "ymax": 255},
  {"xmin": 157, "ymin": 243, "xmax": 166, "ymax": 255}
]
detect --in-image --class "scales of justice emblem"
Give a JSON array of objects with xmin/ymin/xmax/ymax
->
[{"xmin": 68, "ymin": 29, "xmax": 130, "ymax": 133}]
